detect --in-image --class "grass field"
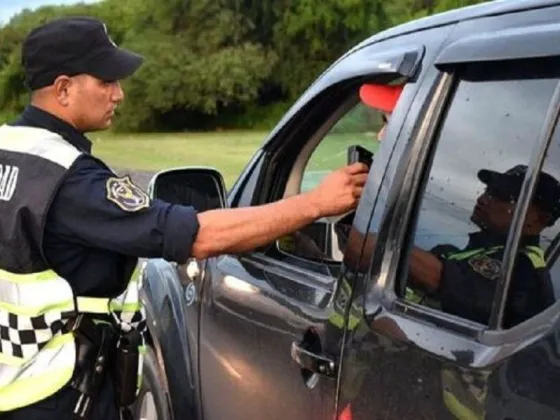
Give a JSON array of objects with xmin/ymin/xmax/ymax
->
[
  {"xmin": 90, "ymin": 130, "xmax": 379, "ymax": 188},
  {"xmin": 90, "ymin": 130, "xmax": 270, "ymax": 187}
]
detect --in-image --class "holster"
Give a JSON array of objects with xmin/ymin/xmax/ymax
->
[
  {"xmin": 113, "ymin": 328, "xmax": 142, "ymax": 407},
  {"xmin": 70, "ymin": 315, "xmax": 117, "ymax": 419}
]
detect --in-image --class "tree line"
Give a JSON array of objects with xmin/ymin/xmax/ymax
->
[{"xmin": 0, "ymin": 0, "xmax": 487, "ymax": 132}]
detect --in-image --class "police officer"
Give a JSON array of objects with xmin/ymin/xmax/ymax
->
[
  {"xmin": 0, "ymin": 16, "xmax": 369, "ymax": 420},
  {"xmin": 408, "ymin": 164, "xmax": 560, "ymax": 327},
  {"xmin": 430, "ymin": 166, "xmax": 560, "ymax": 420}
]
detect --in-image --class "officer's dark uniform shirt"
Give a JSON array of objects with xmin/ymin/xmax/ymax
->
[
  {"xmin": 10, "ymin": 104, "xmax": 200, "ymax": 297},
  {"xmin": 4, "ymin": 105, "xmax": 200, "ymax": 419},
  {"xmin": 434, "ymin": 231, "xmax": 555, "ymax": 328}
]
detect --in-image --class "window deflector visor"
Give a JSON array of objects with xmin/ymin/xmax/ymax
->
[{"xmin": 435, "ymin": 23, "xmax": 560, "ymax": 70}]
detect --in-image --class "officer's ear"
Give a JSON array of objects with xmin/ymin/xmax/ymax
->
[{"xmin": 52, "ymin": 75, "xmax": 73, "ymax": 106}]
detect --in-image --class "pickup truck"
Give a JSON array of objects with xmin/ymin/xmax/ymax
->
[{"xmin": 133, "ymin": 1, "xmax": 560, "ymax": 419}]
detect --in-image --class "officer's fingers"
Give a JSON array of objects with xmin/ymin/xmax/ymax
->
[
  {"xmin": 351, "ymin": 173, "xmax": 368, "ymax": 186},
  {"xmin": 345, "ymin": 162, "xmax": 370, "ymax": 174},
  {"xmin": 353, "ymin": 186, "xmax": 364, "ymax": 198}
]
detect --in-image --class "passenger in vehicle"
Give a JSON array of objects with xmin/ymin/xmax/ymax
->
[
  {"xmin": 358, "ymin": 82, "xmax": 404, "ymax": 142},
  {"xmin": 407, "ymin": 165, "xmax": 560, "ymax": 328},
  {"xmin": 278, "ymin": 83, "xmax": 405, "ymax": 261}
]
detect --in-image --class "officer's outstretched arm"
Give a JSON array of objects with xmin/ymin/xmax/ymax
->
[
  {"xmin": 192, "ymin": 163, "xmax": 369, "ymax": 259},
  {"xmin": 408, "ymin": 248, "xmax": 443, "ymax": 292}
]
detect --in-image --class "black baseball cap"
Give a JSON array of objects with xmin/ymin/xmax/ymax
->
[
  {"xmin": 21, "ymin": 16, "xmax": 144, "ymax": 90},
  {"xmin": 478, "ymin": 165, "xmax": 560, "ymax": 220}
]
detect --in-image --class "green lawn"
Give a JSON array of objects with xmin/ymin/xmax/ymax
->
[
  {"xmin": 90, "ymin": 130, "xmax": 379, "ymax": 188},
  {"xmin": 90, "ymin": 131, "xmax": 269, "ymax": 187}
]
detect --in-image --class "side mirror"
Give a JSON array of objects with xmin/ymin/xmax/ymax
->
[{"xmin": 147, "ymin": 167, "xmax": 227, "ymax": 211}]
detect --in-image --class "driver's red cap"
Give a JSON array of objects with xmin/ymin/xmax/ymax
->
[{"xmin": 359, "ymin": 83, "xmax": 403, "ymax": 113}]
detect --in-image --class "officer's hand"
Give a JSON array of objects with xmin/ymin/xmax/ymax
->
[{"xmin": 307, "ymin": 163, "xmax": 369, "ymax": 217}]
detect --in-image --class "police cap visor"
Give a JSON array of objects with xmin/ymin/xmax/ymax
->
[
  {"xmin": 478, "ymin": 165, "xmax": 560, "ymax": 219},
  {"xmin": 22, "ymin": 17, "xmax": 143, "ymax": 90}
]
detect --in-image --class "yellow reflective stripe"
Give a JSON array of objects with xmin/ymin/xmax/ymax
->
[
  {"xmin": 328, "ymin": 312, "xmax": 345, "ymax": 328},
  {"xmin": 0, "ymin": 367, "xmax": 74, "ymax": 411},
  {"xmin": 405, "ymin": 287, "xmax": 423, "ymax": 303},
  {"xmin": 523, "ymin": 246, "xmax": 546, "ymax": 269},
  {"xmin": 43, "ymin": 332, "xmax": 75, "ymax": 350},
  {"xmin": 0, "ymin": 300, "xmax": 74, "ymax": 317},
  {"xmin": 447, "ymin": 247, "xmax": 502, "ymax": 261},
  {"xmin": 448, "ymin": 246, "xmax": 546, "ymax": 269},
  {"xmin": 139, "ymin": 345, "xmax": 147, "ymax": 355},
  {"xmin": 0, "ymin": 333, "xmax": 75, "ymax": 411},
  {"xmin": 76, "ymin": 296, "xmax": 110, "ymax": 313},
  {"xmin": 0, "ymin": 269, "xmax": 58, "ymax": 284},
  {"xmin": 443, "ymin": 389, "xmax": 483, "ymax": 420},
  {"xmin": 109, "ymin": 302, "xmax": 141, "ymax": 312},
  {"xmin": 0, "ymin": 352, "xmax": 25, "ymax": 367}
]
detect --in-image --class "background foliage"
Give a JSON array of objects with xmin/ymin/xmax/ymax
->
[{"xmin": 0, "ymin": 0, "xmax": 488, "ymax": 132}]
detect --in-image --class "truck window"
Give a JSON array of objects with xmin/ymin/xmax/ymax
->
[
  {"xmin": 399, "ymin": 67, "xmax": 560, "ymax": 329},
  {"xmin": 300, "ymin": 101, "xmax": 381, "ymax": 193},
  {"xmin": 273, "ymin": 81, "xmax": 406, "ymax": 274}
]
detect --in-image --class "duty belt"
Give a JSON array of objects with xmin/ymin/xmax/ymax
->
[{"xmin": 68, "ymin": 314, "xmax": 142, "ymax": 420}]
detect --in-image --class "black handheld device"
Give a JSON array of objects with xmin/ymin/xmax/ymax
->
[{"xmin": 347, "ymin": 145, "xmax": 373, "ymax": 167}]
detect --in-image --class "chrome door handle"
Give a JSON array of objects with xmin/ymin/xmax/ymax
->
[{"xmin": 291, "ymin": 341, "xmax": 336, "ymax": 378}]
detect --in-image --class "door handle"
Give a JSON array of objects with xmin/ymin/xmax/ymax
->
[{"xmin": 291, "ymin": 341, "xmax": 336, "ymax": 378}]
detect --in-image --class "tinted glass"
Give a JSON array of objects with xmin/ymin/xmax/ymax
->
[
  {"xmin": 531, "ymin": 130, "xmax": 560, "ymax": 299},
  {"xmin": 400, "ymin": 72, "xmax": 559, "ymax": 328}
]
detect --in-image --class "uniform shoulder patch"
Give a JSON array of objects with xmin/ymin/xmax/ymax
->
[
  {"xmin": 468, "ymin": 254, "xmax": 502, "ymax": 280},
  {"xmin": 106, "ymin": 175, "xmax": 150, "ymax": 212}
]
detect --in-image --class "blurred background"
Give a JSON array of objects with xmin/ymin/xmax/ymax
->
[{"xmin": 0, "ymin": 0, "xmax": 488, "ymax": 186}]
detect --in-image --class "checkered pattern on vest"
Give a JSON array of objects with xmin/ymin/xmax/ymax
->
[{"xmin": 0, "ymin": 311, "xmax": 68, "ymax": 359}]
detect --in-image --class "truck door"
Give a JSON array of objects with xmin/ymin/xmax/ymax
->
[
  {"xmin": 193, "ymin": 37, "xmax": 434, "ymax": 420},
  {"xmin": 336, "ymin": 8, "xmax": 560, "ymax": 420}
]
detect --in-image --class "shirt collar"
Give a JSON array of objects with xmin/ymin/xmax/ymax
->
[{"xmin": 11, "ymin": 105, "xmax": 92, "ymax": 153}]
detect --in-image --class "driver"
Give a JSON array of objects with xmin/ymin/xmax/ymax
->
[
  {"xmin": 279, "ymin": 82, "xmax": 405, "ymax": 260},
  {"xmin": 358, "ymin": 82, "xmax": 404, "ymax": 142}
]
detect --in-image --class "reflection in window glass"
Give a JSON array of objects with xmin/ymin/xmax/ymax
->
[
  {"xmin": 401, "ymin": 76, "xmax": 559, "ymax": 328},
  {"xmin": 535, "ymin": 138, "xmax": 560, "ymax": 300}
]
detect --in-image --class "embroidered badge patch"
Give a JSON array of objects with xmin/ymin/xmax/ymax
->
[
  {"xmin": 468, "ymin": 255, "xmax": 502, "ymax": 280},
  {"xmin": 106, "ymin": 175, "xmax": 150, "ymax": 212}
]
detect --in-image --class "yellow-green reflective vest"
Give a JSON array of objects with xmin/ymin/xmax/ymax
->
[{"xmin": 0, "ymin": 125, "xmax": 146, "ymax": 412}]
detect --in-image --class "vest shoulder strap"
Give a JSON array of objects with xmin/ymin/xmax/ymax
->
[
  {"xmin": 522, "ymin": 245, "xmax": 546, "ymax": 269},
  {"xmin": 0, "ymin": 124, "xmax": 82, "ymax": 169}
]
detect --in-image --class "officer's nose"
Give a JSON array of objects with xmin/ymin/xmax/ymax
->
[
  {"xmin": 111, "ymin": 81, "xmax": 124, "ymax": 103},
  {"xmin": 478, "ymin": 191, "xmax": 491, "ymax": 206}
]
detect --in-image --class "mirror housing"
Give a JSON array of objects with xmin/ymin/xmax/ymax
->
[{"xmin": 147, "ymin": 167, "xmax": 227, "ymax": 211}]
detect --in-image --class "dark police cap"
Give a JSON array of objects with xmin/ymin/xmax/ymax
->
[
  {"xmin": 21, "ymin": 16, "xmax": 144, "ymax": 90},
  {"xmin": 478, "ymin": 165, "xmax": 560, "ymax": 219}
]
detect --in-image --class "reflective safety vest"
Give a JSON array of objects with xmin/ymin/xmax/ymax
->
[
  {"xmin": 406, "ymin": 245, "xmax": 546, "ymax": 305},
  {"xmin": 0, "ymin": 125, "xmax": 146, "ymax": 412}
]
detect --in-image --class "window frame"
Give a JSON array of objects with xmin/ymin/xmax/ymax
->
[
  {"xmin": 235, "ymin": 45, "xmax": 426, "ymax": 280},
  {"xmin": 367, "ymin": 55, "xmax": 560, "ymax": 337},
  {"xmin": 252, "ymin": 76, "xmax": 407, "ymax": 278}
]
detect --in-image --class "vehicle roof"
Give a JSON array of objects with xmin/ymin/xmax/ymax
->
[{"xmin": 350, "ymin": 0, "xmax": 560, "ymax": 53}]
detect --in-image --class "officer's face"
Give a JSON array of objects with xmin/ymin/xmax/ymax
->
[
  {"xmin": 66, "ymin": 75, "xmax": 124, "ymax": 132},
  {"xmin": 472, "ymin": 189, "xmax": 516, "ymax": 233},
  {"xmin": 472, "ymin": 188, "xmax": 546, "ymax": 235}
]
